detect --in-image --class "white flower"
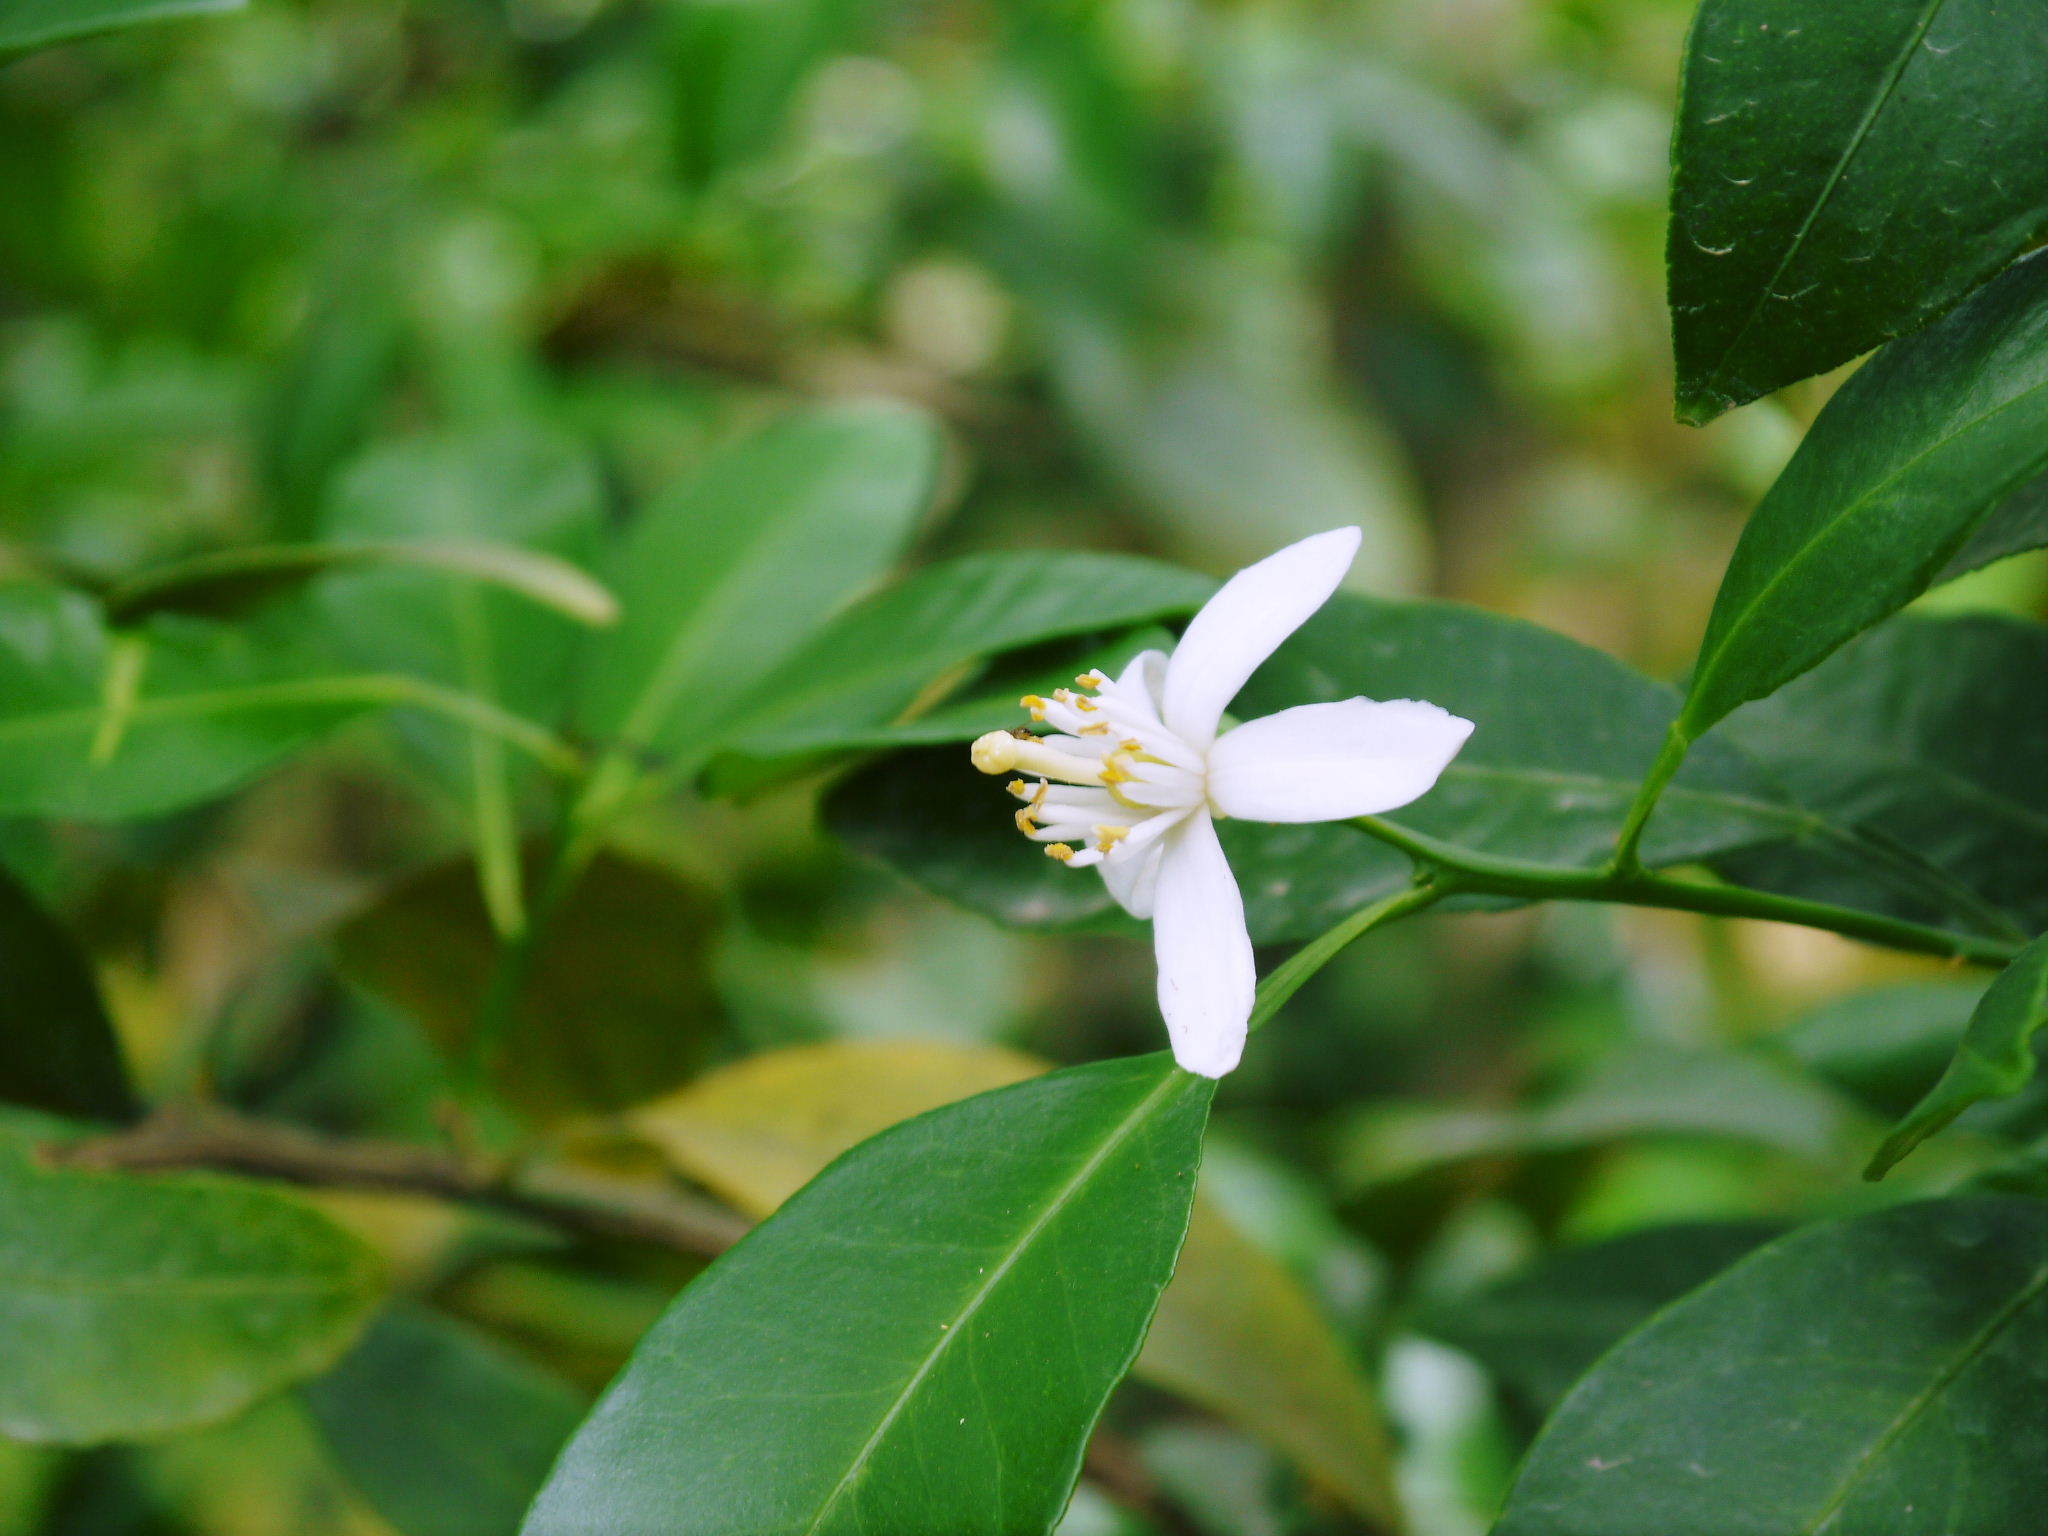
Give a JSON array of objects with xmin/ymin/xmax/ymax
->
[{"xmin": 970, "ymin": 527, "xmax": 1473, "ymax": 1078}]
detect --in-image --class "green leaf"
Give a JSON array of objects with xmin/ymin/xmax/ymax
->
[
  {"xmin": 1713, "ymin": 614, "xmax": 2048, "ymax": 939},
  {"xmin": 303, "ymin": 1304, "xmax": 585, "ymax": 1536},
  {"xmin": 1240, "ymin": 594, "xmax": 1804, "ymax": 871},
  {"xmin": 630, "ymin": 1042, "xmax": 1402, "ymax": 1528},
  {"xmin": 1420, "ymin": 1221, "xmax": 1783, "ymax": 1415},
  {"xmin": 524, "ymin": 1054, "xmax": 1213, "ymax": 1536},
  {"xmin": 576, "ymin": 402, "xmax": 941, "ymax": 766},
  {"xmin": 1868, "ymin": 935, "xmax": 2048, "ymax": 1178},
  {"xmin": 335, "ymin": 849, "xmax": 723, "ymax": 1121},
  {"xmin": 0, "ymin": 0, "xmax": 241, "ymax": 53},
  {"xmin": 0, "ymin": 863, "xmax": 134, "ymax": 1122},
  {"xmin": 828, "ymin": 744, "xmax": 1412, "ymax": 942},
  {"xmin": 1669, "ymin": 0, "xmax": 2048, "ymax": 422},
  {"xmin": 1339, "ymin": 1040, "xmax": 1861, "ymax": 1190},
  {"xmin": 1494, "ymin": 1198, "xmax": 2048, "ymax": 1536},
  {"xmin": 0, "ymin": 583, "xmax": 378, "ymax": 821},
  {"xmin": 103, "ymin": 540, "xmax": 616, "ymax": 629},
  {"xmin": 706, "ymin": 550, "xmax": 1212, "ymax": 771},
  {"xmin": 0, "ymin": 1145, "xmax": 382, "ymax": 1445},
  {"xmin": 1680, "ymin": 253, "xmax": 2048, "ymax": 736},
  {"xmin": 1773, "ymin": 980, "xmax": 1986, "ymax": 1120}
]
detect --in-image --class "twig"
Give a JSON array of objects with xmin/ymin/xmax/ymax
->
[{"xmin": 45, "ymin": 1106, "xmax": 750, "ymax": 1256}]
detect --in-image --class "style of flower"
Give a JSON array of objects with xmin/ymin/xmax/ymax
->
[{"xmin": 970, "ymin": 527, "xmax": 1473, "ymax": 1078}]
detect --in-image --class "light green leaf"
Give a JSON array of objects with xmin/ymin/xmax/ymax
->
[
  {"xmin": 1713, "ymin": 614, "xmax": 2048, "ymax": 939},
  {"xmin": 525, "ymin": 1053, "xmax": 1213, "ymax": 1536},
  {"xmin": 103, "ymin": 540, "xmax": 616, "ymax": 629},
  {"xmin": 0, "ymin": 1144, "xmax": 382, "ymax": 1445},
  {"xmin": 707, "ymin": 550, "xmax": 1212, "ymax": 769},
  {"xmin": 303, "ymin": 1304, "xmax": 585, "ymax": 1536},
  {"xmin": 0, "ymin": 863, "xmax": 133, "ymax": 1122},
  {"xmin": 1868, "ymin": 935, "xmax": 2048, "ymax": 1178},
  {"xmin": 1669, "ymin": 0, "xmax": 2048, "ymax": 422},
  {"xmin": 630, "ymin": 1042, "xmax": 1402, "ymax": 1528},
  {"xmin": 0, "ymin": 0, "xmax": 241, "ymax": 53},
  {"xmin": 1494, "ymin": 1198, "xmax": 2048, "ymax": 1536},
  {"xmin": 576, "ymin": 402, "xmax": 941, "ymax": 766},
  {"xmin": 1680, "ymin": 252, "xmax": 2048, "ymax": 737}
]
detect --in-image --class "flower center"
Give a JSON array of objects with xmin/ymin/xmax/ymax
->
[{"xmin": 969, "ymin": 669, "xmax": 1205, "ymax": 868}]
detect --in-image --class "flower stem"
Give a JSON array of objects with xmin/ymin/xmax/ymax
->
[{"xmin": 1605, "ymin": 721, "xmax": 1691, "ymax": 876}]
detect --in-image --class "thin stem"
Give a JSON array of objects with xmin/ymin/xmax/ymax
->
[
  {"xmin": 1606, "ymin": 721, "xmax": 1691, "ymax": 876},
  {"xmin": 1251, "ymin": 875, "xmax": 1450, "ymax": 1033},
  {"xmin": 1354, "ymin": 816, "xmax": 2020, "ymax": 968},
  {"xmin": 46, "ymin": 1105, "xmax": 749, "ymax": 1257}
]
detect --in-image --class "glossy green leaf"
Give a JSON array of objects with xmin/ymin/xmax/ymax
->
[
  {"xmin": 303, "ymin": 1304, "xmax": 585, "ymax": 1536},
  {"xmin": 524, "ymin": 1053, "xmax": 1213, "ymax": 1536},
  {"xmin": 0, "ymin": 583, "xmax": 377, "ymax": 821},
  {"xmin": 0, "ymin": 0, "xmax": 241, "ymax": 53},
  {"xmin": 1680, "ymin": 253, "xmax": 2048, "ymax": 736},
  {"xmin": 1421, "ymin": 1221, "xmax": 1782, "ymax": 1414},
  {"xmin": 1339, "ymin": 1041, "xmax": 1860, "ymax": 1190},
  {"xmin": 828, "ymin": 744, "xmax": 1412, "ymax": 942},
  {"xmin": 0, "ymin": 863, "xmax": 133, "ymax": 1122},
  {"xmin": 1240, "ymin": 594, "xmax": 1804, "ymax": 872},
  {"xmin": 1713, "ymin": 614, "xmax": 2048, "ymax": 939},
  {"xmin": 707, "ymin": 550, "xmax": 1212, "ymax": 768},
  {"xmin": 1669, "ymin": 0, "xmax": 2048, "ymax": 422},
  {"xmin": 0, "ymin": 1145, "xmax": 382, "ymax": 1445},
  {"xmin": 1494, "ymin": 1198, "xmax": 2048, "ymax": 1536},
  {"xmin": 576, "ymin": 402, "xmax": 941, "ymax": 765},
  {"xmin": 631, "ymin": 1043, "xmax": 1401, "ymax": 1527},
  {"xmin": 103, "ymin": 540, "xmax": 616, "ymax": 629},
  {"xmin": 335, "ymin": 849, "xmax": 723, "ymax": 1121},
  {"xmin": 1868, "ymin": 935, "xmax": 2048, "ymax": 1178}
]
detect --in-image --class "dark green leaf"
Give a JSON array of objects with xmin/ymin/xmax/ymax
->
[
  {"xmin": 0, "ymin": 1145, "xmax": 382, "ymax": 1445},
  {"xmin": 0, "ymin": 583, "xmax": 376, "ymax": 821},
  {"xmin": 1669, "ymin": 0, "xmax": 2048, "ymax": 421},
  {"xmin": 0, "ymin": 863, "xmax": 134, "ymax": 1121},
  {"xmin": 1680, "ymin": 254, "xmax": 2048, "ymax": 736},
  {"xmin": 303, "ymin": 1304, "xmax": 584, "ymax": 1536},
  {"xmin": 335, "ymin": 849, "xmax": 723, "ymax": 1120},
  {"xmin": 0, "ymin": 0, "xmax": 241, "ymax": 53},
  {"xmin": 523, "ymin": 1054, "xmax": 1213, "ymax": 1536},
  {"xmin": 1773, "ymin": 980, "xmax": 1985, "ymax": 1119},
  {"xmin": 708, "ymin": 550, "xmax": 1212, "ymax": 769},
  {"xmin": 1869, "ymin": 935, "xmax": 2048, "ymax": 1178},
  {"xmin": 103, "ymin": 541, "xmax": 616, "ymax": 629},
  {"xmin": 1939, "ymin": 473, "xmax": 2048, "ymax": 584},
  {"xmin": 576, "ymin": 403, "xmax": 941, "ymax": 766},
  {"xmin": 1494, "ymin": 1198, "xmax": 2048, "ymax": 1536},
  {"xmin": 1421, "ymin": 1221, "xmax": 1783, "ymax": 1415},
  {"xmin": 1713, "ymin": 614, "xmax": 2048, "ymax": 939},
  {"xmin": 1241, "ymin": 594, "xmax": 1802, "ymax": 872}
]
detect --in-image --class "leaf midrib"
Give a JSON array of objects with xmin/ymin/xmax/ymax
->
[
  {"xmin": 1800, "ymin": 1258, "xmax": 2048, "ymax": 1533},
  {"xmin": 1691, "ymin": 0, "xmax": 1952, "ymax": 402},
  {"xmin": 798, "ymin": 1069, "xmax": 1188, "ymax": 1536}
]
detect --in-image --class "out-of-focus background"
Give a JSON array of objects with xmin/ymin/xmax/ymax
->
[{"xmin": 4, "ymin": 2, "xmax": 2044, "ymax": 1533}]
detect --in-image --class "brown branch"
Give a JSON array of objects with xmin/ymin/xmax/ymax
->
[{"xmin": 45, "ymin": 1106, "xmax": 750, "ymax": 1257}]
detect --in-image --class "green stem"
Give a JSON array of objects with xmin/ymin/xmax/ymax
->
[
  {"xmin": 1250, "ymin": 875, "xmax": 1450, "ymax": 1032},
  {"xmin": 1606, "ymin": 721, "xmax": 1691, "ymax": 876},
  {"xmin": 1354, "ymin": 816, "xmax": 2020, "ymax": 967}
]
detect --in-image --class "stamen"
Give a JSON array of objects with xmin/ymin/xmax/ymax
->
[
  {"xmin": 1077, "ymin": 672, "xmax": 1104, "ymax": 688},
  {"xmin": 1045, "ymin": 843, "xmax": 1075, "ymax": 862},
  {"xmin": 1015, "ymin": 806, "xmax": 1041, "ymax": 834},
  {"xmin": 1094, "ymin": 824, "xmax": 1129, "ymax": 853}
]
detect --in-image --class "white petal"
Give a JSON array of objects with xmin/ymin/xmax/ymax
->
[
  {"xmin": 1161, "ymin": 527, "xmax": 1362, "ymax": 750},
  {"xmin": 1100, "ymin": 838, "xmax": 1167, "ymax": 918},
  {"xmin": 1115, "ymin": 648, "xmax": 1170, "ymax": 713},
  {"xmin": 1207, "ymin": 698, "xmax": 1473, "ymax": 823},
  {"xmin": 1151, "ymin": 811, "xmax": 1255, "ymax": 1077}
]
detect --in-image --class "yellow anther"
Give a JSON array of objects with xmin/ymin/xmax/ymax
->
[
  {"xmin": 1077, "ymin": 672, "xmax": 1104, "ymax": 688},
  {"xmin": 1094, "ymin": 825, "xmax": 1129, "ymax": 852},
  {"xmin": 1045, "ymin": 843, "xmax": 1075, "ymax": 863},
  {"xmin": 1014, "ymin": 806, "xmax": 1041, "ymax": 835},
  {"xmin": 1006, "ymin": 778, "xmax": 1031, "ymax": 800},
  {"xmin": 1077, "ymin": 722, "xmax": 1112, "ymax": 735},
  {"xmin": 1020, "ymin": 694, "xmax": 1050, "ymax": 722}
]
